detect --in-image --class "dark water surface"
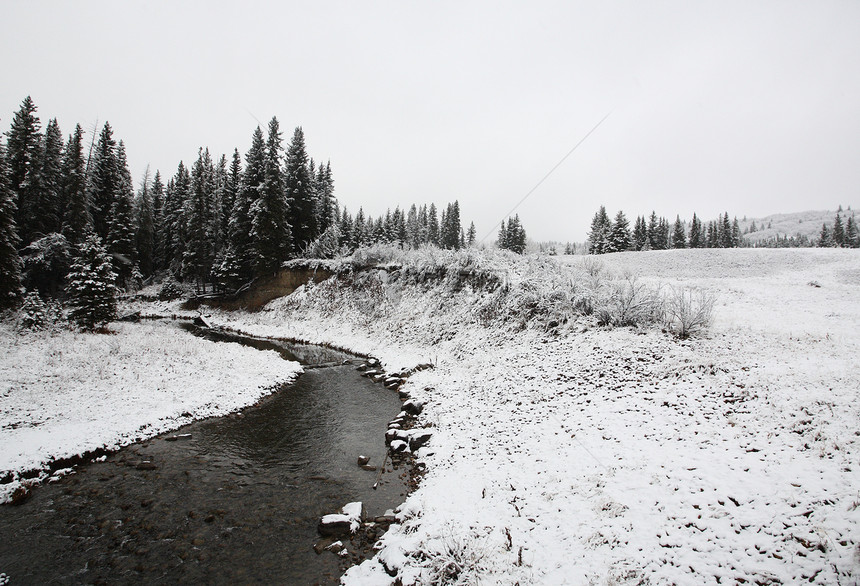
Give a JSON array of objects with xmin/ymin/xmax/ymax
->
[{"xmin": 0, "ymin": 326, "xmax": 407, "ymax": 584}]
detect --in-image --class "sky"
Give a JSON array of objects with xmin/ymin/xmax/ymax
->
[{"xmin": 2, "ymin": 1, "xmax": 859, "ymax": 242}]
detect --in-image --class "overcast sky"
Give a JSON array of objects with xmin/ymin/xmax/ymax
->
[{"xmin": 2, "ymin": 1, "xmax": 859, "ymax": 242}]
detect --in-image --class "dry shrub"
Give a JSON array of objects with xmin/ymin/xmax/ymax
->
[{"xmin": 663, "ymin": 286, "xmax": 716, "ymax": 339}]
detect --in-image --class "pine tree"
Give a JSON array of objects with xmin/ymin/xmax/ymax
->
[
  {"xmin": 222, "ymin": 149, "xmax": 242, "ymax": 247},
  {"xmin": 731, "ymin": 217, "xmax": 741, "ymax": 247},
  {"xmin": 833, "ymin": 212, "xmax": 845, "ymax": 247},
  {"xmin": 250, "ymin": 118, "xmax": 292, "ymax": 274},
  {"xmin": 497, "ymin": 219, "xmax": 507, "ymax": 250},
  {"xmin": 818, "ymin": 222, "xmax": 832, "ymax": 247},
  {"xmin": 427, "ymin": 204, "xmax": 439, "ymax": 246},
  {"xmin": 610, "ymin": 210, "xmax": 631, "ymax": 252},
  {"xmin": 167, "ymin": 163, "xmax": 191, "ymax": 275},
  {"xmin": 230, "ymin": 127, "xmax": 264, "ymax": 279},
  {"xmin": 846, "ymin": 215, "xmax": 859, "ymax": 248},
  {"xmin": 61, "ymin": 124, "xmax": 90, "ymax": 243},
  {"xmin": 0, "ymin": 141, "xmax": 23, "ymax": 309},
  {"xmin": 106, "ymin": 142, "xmax": 136, "ymax": 286},
  {"xmin": 316, "ymin": 161, "xmax": 336, "ymax": 235},
  {"xmin": 688, "ymin": 213, "xmax": 702, "ymax": 248},
  {"xmin": 632, "ymin": 216, "xmax": 647, "ymax": 251},
  {"xmin": 719, "ymin": 212, "xmax": 733, "ymax": 248},
  {"xmin": 151, "ymin": 171, "xmax": 167, "ymax": 271},
  {"xmin": 506, "ymin": 214, "xmax": 527, "ymax": 254},
  {"xmin": 5, "ymin": 96, "xmax": 43, "ymax": 247},
  {"xmin": 467, "ymin": 221, "xmax": 476, "ymax": 246},
  {"xmin": 87, "ymin": 122, "xmax": 119, "ymax": 240},
  {"xmin": 646, "ymin": 212, "xmax": 661, "ymax": 250},
  {"xmin": 134, "ymin": 167, "xmax": 155, "ymax": 277},
  {"xmin": 66, "ymin": 233, "xmax": 117, "ymax": 331},
  {"xmin": 184, "ymin": 148, "xmax": 214, "ymax": 288},
  {"xmin": 440, "ymin": 201, "xmax": 462, "ymax": 249},
  {"xmin": 285, "ymin": 126, "xmax": 315, "ymax": 250},
  {"xmin": 588, "ymin": 206, "xmax": 611, "ymax": 254},
  {"xmin": 40, "ymin": 118, "xmax": 65, "ymax": 235},
  {"xmin": 672, "ymin": 215, "xmax": 686, "ymax": 248}
]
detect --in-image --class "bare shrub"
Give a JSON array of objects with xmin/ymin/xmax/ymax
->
[
  {"xmin": 663, "ymin": 286, "xmax": 716, "ymax": 339},
  {"xmin": 596, "ymin": 275, "xmax": 662, "ymax": 328},
  {"xmin": 416, "ymin": 524, "xmax": 493, "ymax": 585}
]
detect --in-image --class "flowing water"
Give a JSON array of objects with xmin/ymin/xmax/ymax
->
[{"xmin": 0, "ymin": 325, "xmax": 408, "ymax": 584}]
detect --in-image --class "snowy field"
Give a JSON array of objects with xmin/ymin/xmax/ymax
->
[
  {"xmin": 210, "ymin": 247, "xmax": 859, "ymax": 585},
  {"xmin": 0, "ymin": 321, "xmax": 301, "ymax": 503},
  {"xmin": 2, "ymin": 248, "xmax": 858, "ymax": 583}
]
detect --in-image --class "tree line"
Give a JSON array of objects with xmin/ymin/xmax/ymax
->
[
  {"xmin": 816, "ymin": 207, "xmax": 859, "ymax": 248},
  {"xmin": 587, "ymin": 207, "xmax": 744, "ymax": 254},
  {"xmin": 0, "ymin": 96, "xmax": 499, "ymax": 323}
]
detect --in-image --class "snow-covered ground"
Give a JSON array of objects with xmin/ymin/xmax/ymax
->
[
  {"xmin": 2, "ymin": 247, "xmax": 858, "ymax": 584},
  {"xmin": 209, "ymin": 247, "xmax": 859, "ymax": 584},
  {"xmin": 0, "ymin": 320, "xmax": 301, "ymax": 503}
]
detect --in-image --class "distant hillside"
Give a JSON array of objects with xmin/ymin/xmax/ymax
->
[{"xmin": 738, "ymin": 208, "xmax": 857, "ymax": 244}]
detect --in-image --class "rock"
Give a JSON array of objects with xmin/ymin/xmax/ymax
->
[
  {"xmin": 193, "ymin": 314, "xmax": 212, "ymax": 328},
  {"xmin": 374, "ymin": 515, "xmax": 397, "ymax": 525},
  {"xmin": 387, "ymin": 423, "xmax": 402, "ymax": 430},
  {"xmin": 313, "ymin": 537, "xmax": 337, "ymax": 554},
  {"xmin": 362, "ymin": 369, "xmax": 383, "ymax": 378},
  {"xmin": 318, "ymin": 502, "xmax": 364, "ymax": 536},
  {"xmin": 318, "ymin": 514, "xmax": 354, "ymax": 537},
  {"xmin": 385, "ymin": 429, "xmax": 410, "ymax": 444},
  {"xmin": 355, "ymin": 363, "xmax": 368, "ymax": 372},
  {"xmin": 371, "ymin": 373, "xmax": 387, "ymax": 383},
  {"xmin": 357, "ymin": 455, "xmax": 370, "ymax": 466},
  {"xmin": 409, "ymin": 430, "xmax": 433, "ymax": 451},
  {"xmin": 367, "ymin": 358, "xmax": 380, "ymax": 367},
  {"xmin": 398, "ymin": 389, "xmax": 411, "ymax": 400},
  {"xmin": 390, "ymin": 440, "xmax": 409, "ymax": 454},
  {"xmin": 118, "ymin": 311, "xmax": 141, "ymax": 322},
  {"xmin": 402, "ymin": 399, "xmax": 424, "ymax": 416},
  {"xmin": 165, "ymin": 433, "xmax": 192, "ymax": 442},
  {"xmin": 135, "ymin": 461, "xmax": 157, "ymax": 471}
]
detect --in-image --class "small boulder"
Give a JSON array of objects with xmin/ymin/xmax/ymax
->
[
  {"xmin": 409, "ymin": 430, "xmax": 433, "ymax": 451},
  {"xmin": 389, "ymin": 440, "xmax": 409, "ymax": 454},
  {"xmin": 357, "ymin": 455, "xmax": 370, "ymax": 466},
  {"xmin": 402, "ymin": 399, "xmax": 424, "ymax": 416}
]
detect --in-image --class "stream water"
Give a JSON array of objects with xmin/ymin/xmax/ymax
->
[{"xmin": 0, "ymin": 325, "xmax": 408, "ymax": 584}]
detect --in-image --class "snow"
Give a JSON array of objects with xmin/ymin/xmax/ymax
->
[
  {"xmin": 0, "ymin": 320, "xmax": 301, "ymax": 502},
  {"xmin": 3, "ymin": 247, "xmax": 858, "ymax": 583},
  {"xmin": 207, "ymin": 247, "xmax": 859, "ymax": 584}
]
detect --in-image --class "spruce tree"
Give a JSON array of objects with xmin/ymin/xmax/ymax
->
[
  {"xmin": 40, "ymin": 118, "xmax": 65, "ymax": 235},
  {"xmin": 610, "ymin": 210, "xmax": 631, "ymax": 252},
  {"xmin": 731, "ymin": 217, "xmax": 741, "ymax": 247},
  {"xmin": 134, "ymin": 167, "xmax": 155, "ymax": 277},
  {"xmin": 833, "ymin": 212, "xmax": 845, "ymax": 247},
  {"xmin": 427, "ymin": 204, "xmax": 439, "ymax": 246},
  {"xmin": 250, "ymin": 118, "xmax": 292, "ymax": 273},
  {"xmin": 5, "ymin": 96, "xmax": 43, "ymax": 247},
  {"xmin": 285, "ymin": 126, "xmax": 315, "ymax": 250},
  {"xmin": 846, "ymin": 215, "xmax": 859, "ymax": 248},
  {"xmin": 646, "ymin": 212, "xmax": 660, "ymax": 250},
  {"xmin": 61, "ymin": 124, "xmax": 90, "ymax": 243},
  {"xmin": 167, "ymin": 163, "xmax": 191, "ymax": 274},
  {"xmin": 87, "ymin": 122, "xmax": 119, "ymax": 240},
  {"xmin": 818, "ymin": 222, "xmax": 832, "ymax": 247},
  {"xmin": 672, "ymin": 215, "xmax": 686, "ymax": 248},
  {"xmin": 467, "ymin": 221, "xmax": 476, "ymax": 246},
  {"xmin": 506, "ymin": 214, "xmax": 527, "ymax": 254},
  {"xmin": 184, "ymin": 148, "xmax": 214, "ymax": 288},
  {"xmin": 588, "ymin": 206, "xmax": 611, "ymax": 254},
  {"xmin": 688, "ymin": 213, "xmax": 702, "ymax": 248},
  {"xmin": 230, "ymin": 127, "xmax": 264, "ymax": 280},
  {"xmin": 0, "ymin": 141, "xmax": 23, "ymax": 309},
  {"xmin": 497, "ymin": 219, "xmax": 507, "ymax": 250},
  {"xmin": 66, "ymin": 233, "xmax": 117, "ymax": 331},
  {"xmin": 632, "ymin": 216, "xmax": 647, "ymax": 251},
  {"xmin": 106, "ymin": 142, "xmax": 136, "ymax": 286},
  {"xmin": 719, "ymin": 212, "xmax": 733, "ymax": 248}
]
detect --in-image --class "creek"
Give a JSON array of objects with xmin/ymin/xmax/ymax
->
[{"xmin": 0, "ymin": 324, "xmax": 408, "ymax": 584}]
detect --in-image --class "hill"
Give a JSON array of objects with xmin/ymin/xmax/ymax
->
[{"xmin": 738, "ymin": 207, "xmax": 856, "ymax": 244}]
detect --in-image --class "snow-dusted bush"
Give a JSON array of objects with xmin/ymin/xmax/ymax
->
[
  {"xmin": 663, "ymin": 286, "xmax": 716, "ymax": 339},
  {"xmin": 17, "ymin": 291, "xmax": 50, "ymax": 330},
  {"xmin": 157, "ymin": 277, "xmax": 184, "ymax": 301},
  {"xmin": 596, "ymin": 275, "xmax": 662, "ymax": 328}
]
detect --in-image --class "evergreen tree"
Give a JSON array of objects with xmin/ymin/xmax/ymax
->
[
  {"xmin": 66, "ymin": 233, "xmax": 117, "ymax": 331},
  {"xmin": 688, "ymin": 213, "xmax": 702, "ymax": 248},
  {"xmin": 61, "ymin": 124, "xmax": 90, "ymax": 243},
  {"xmin": 707, "ymin": 221, "xmax": 719, "ymax": 248},
  {"xmin": 731, "ymin": 217, "xmax": 741, "ymax": 247},
  {"xmin": 506, "ymin": 214, "xmax": 527, "ymax": 254},
  {"xmin": 106, "ymin": 142, "xmax": 136, "ymax": 286},
  {"xmin": 5, "ymin": 96, "xmax": 43, "ymax": 247},
  {"xmin": 184, "ymin": 148, "xmax": 214, "ymax": 287},
  {"xmin": 285, "ymin": 126, "xmax": 314, "ymax": 250},
  {"xmin": 656, "ymin": 217, "xmax": 670, "ymax": 250},
  {"xmin": 818, "ymin": 222, "xmax": 832, "ymax": 247},
  {"xmin": 87, "ymin": 122, "xmax": 119, "ymax": 240},
  {"xmin": 167, "ymin": 163, "xmax": 191, "ymax": 275},
  {"xmin": 719, "ymin": 212, "xmax": 733, "ymax": 248},
  {"xmin": 440, "ymin": 201, "xmax": 462, "ymax": 249},
  {"xmin": 609, "ymin": 210, "xmax": 631, "ymax": 252},
  {"xmin": 134, "ymin": 167, "xmax": 155, "ymax": 277},
  {"xmin": 467, "ymin": 221, "xmax": 476, "ymax": 246},
  {"xmin": 316, "ymin": 161, "xmax": 336, "ymax": 235},
  {"xmin": 672, "ymin": 215, "xmax": 686, "ymax": 248},
  {"xmin": 646, "ymin": 211, "xmax": 661, "ymax": 250},
  {"xmin": 150, "ymin": 171, "xmax": 167, "ymax": 271},
  {"xmin": 588, "ymin": 206, "xmax": 611, "ymax": 254},
  {"xmin": 0, "ymin": 141, "xmax": 23, "ymax": 309},
  {"xmin": 497, "ymin": 219, "xmax": 507, "ymax": 250},
  {"xmin": 230, "ymin": 127, "xmax": 264, "ymax": 279},
  {"xmin": 338, "ymin": 207, "xmax": 353, "ymax": 250},
  {"xmin": 40, "ymin": 117, "xmax": 65, "ymax": 235},
  {"xmin": 427, "ymin": 203, "xmax": 439, "ymax": 246},
  {"xmin": 223, "ymin": 149, "xmax": 242, "ymax": 247},
  {"xmin": 846, "ymin": 215, "xmax": 859, "ymax": 248},
  {"xmin": 833, "ymin": 212, "xmax": 845, "ymax": 247},
  {"xmin": 250, "ymin": 118, "xmax": 292, "ymax": 273},
  {"xmin": 632, "ymin": 216, "xmax": 647, "ymax": 251},
  {"xmin": 209, "ymin": 153, "xmax": 228, "ymax": 260}
]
